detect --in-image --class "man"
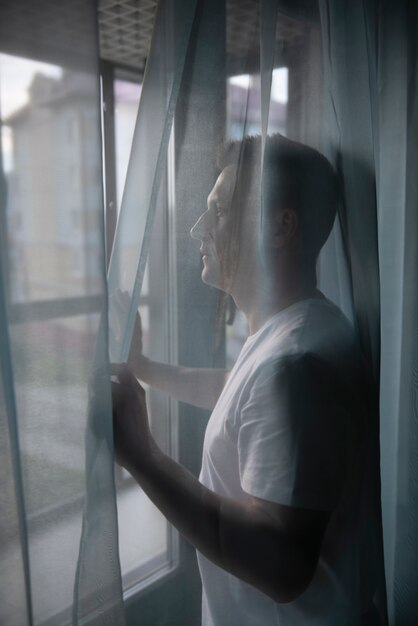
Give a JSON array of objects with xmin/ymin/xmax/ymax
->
[{"xmin": 111, "ymin": 135, "xmax": 380, "ymax": 624}]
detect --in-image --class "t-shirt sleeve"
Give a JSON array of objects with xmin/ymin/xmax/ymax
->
[{"xmin": 238, "ymin": 353, "xmax": 349, "ymax": 511}]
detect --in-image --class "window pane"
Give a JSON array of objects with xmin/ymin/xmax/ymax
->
[
  {"xmin": 0, "ymin": 53, "xmax": 104, "ymax": 304},
  {"xmin": 113, "ymin": 78, "xmax": 150, "ymax": 297},
  {"xmin": 227, "ymin": 68, "xmax": 288, "ymax": 139},
  {"xmin": 114, "ymin": 79, "xmax": 142, "ymax": 214}
]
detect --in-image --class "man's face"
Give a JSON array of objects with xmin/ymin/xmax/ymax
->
[{"xmin": 190, "ymin": 165, "xmax": 260, "ymax": 292}]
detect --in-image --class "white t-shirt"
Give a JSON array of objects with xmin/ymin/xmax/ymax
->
[{"xmin": 197, "ymin": 297, "xmax": 382, "ymax": 626}]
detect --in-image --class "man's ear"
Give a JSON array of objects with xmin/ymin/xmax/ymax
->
[{"xmin": 271, "ymin": 208, "xmax": 298, "ymax": 249}]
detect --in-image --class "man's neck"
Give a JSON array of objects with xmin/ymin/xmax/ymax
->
[{"xmin": 232, "ymin": 272, "xmax": 323, "ymax": 336}]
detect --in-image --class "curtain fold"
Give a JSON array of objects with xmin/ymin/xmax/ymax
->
[
  {"xmin": 319, "ymin": 4, "xmax": 388, "ymax": 625},
  {"xmin": 320, "ymin": 0, "xmax": 418, "ymax": 623},
  {"xmin": 377, "ymin": 2, "xmax": 418, "ymax": 623},
  {"xmin": 0, "ymin": 132, "xmax": 34, "ymax": 626}
]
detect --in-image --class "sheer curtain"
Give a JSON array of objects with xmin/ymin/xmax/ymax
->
[
  {"xmin": 320, "ymin": 1, "xmax": 418, "ymax": 623},
  {"xmin": 0, "ymin": 1, "xmax": 124, "ymax": 624},
  {"xmin": 1, "ymin": 0, "xmax": 417, "ymax": 624}
]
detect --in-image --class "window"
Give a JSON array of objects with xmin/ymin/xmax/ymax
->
[
  {"xmin": 0, "ymin": 52, "xmax": 108, "ymax": 625},
  {"xmin": 102, "ymin": 68, "xmax": 179, "ymax": 600},
  {"xmin": 0, "ymin": 49, "xmax": 178, "ymax": 625}
]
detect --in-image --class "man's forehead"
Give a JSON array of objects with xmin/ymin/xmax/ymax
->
[
  {"xmin": 210, "ymin": 165, "xmax": 237, "ymax": 201},
  {"xmin": 209, "ymin": 163, "xmax": 260, "ymax": 208}
]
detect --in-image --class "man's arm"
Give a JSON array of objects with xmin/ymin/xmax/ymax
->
[
  {"xmin": 111, "ymin": 365, "xmax": 331, "ymax": 604},
  {"xmin": 133, "ymin": 445, "xmax": 329, "ymax": 603},
  {"xmin": 115, "ymin": 293, "xmax": 229, "ymax": 409},
  {"xmin": 132, "ymin": 356, "xmax": 230, "ymax": 410}
]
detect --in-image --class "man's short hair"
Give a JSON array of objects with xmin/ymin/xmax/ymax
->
[{"xmin": 216, "ymin": 134, "xmax": 339, "ymax": 261}]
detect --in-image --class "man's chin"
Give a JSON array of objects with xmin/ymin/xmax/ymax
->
[
  {"xmin": 201, "ymin": 268, "xmax": 230, "ymax": 293},
  {"xmin": 201, "ymin": 269, "xmax": 219, "ymax": 288}
]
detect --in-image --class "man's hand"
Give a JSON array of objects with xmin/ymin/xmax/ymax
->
[
  {"xmin": 111, "ymin": 364, "xmax": 157, "ymax": 473},
  {"xmin": 109, "ymin": 290, "xmax": 229, "ymax": 409}
]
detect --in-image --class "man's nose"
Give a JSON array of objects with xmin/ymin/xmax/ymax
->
[{"xmin": 190, "ymin": 210, "xmax": 209, "ymax": 240}]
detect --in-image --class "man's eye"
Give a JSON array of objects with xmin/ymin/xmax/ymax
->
[{"xmin": 216, "ymin": 206, "xmax": 227, "ymax": 217}]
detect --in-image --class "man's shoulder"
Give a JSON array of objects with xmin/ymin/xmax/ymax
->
[
  {"xmin": 253, "ymin": 299, "xmax": 357, "ymax": 370},
  {"xmin": 227, "ymin": 298, "xmax": 361, "ymax": 411},
  {"xmin": 245, "ymin": 303, "xmax": 363, "ymax": 412}
]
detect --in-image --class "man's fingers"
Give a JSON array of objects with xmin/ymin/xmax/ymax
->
[
  {"xmin": 110, "ymin": 362, "xmax": 131, "ymax": 380},
  {"xmin": 110, "ymin": 363, "xmax": 146, "ymax": 396},
  {"xmin": 111, "ymin": 380, "xmax": 124, "ymax": 406},
  {"xmin": 91, "ymin": 362, "xmax": 146, "ymax": 403}
]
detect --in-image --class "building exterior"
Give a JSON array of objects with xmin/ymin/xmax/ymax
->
[{"xmin": 5, "ymin": 70, "xmax": 103, "ymax": 303}]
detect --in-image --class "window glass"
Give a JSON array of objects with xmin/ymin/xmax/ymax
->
[
  {"xmin": 227, "ymin": 67, "xmax": 288, "ymax": 139},
  {"xmin": 0, "ymin": 53, "xmax": 104, "ymax": 304},
  {"xmin": 112, "ymin": 76, "xmax": 175, "ymax": 595},
  {"xmin": 114, "ymin": 79, "xmax": 142, "ymax": 214},
  {"xmin": 0, "ymin": 56, "xmax": 173, "ymax": 621}
]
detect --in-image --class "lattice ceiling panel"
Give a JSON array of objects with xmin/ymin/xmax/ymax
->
[
  {"xmin": 98, "ymin": 0, "xmax": 157, "ymax": 72},
  {"xmin": 98, "ymin": 0, "xmax": 311, "ymax": 73},
  {"xmin": 226, "ymin": 0, "xmax": 309, "ymax": 71}
]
